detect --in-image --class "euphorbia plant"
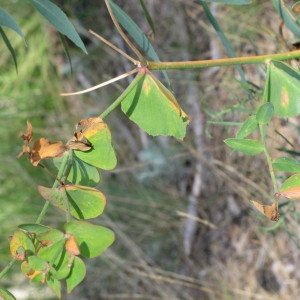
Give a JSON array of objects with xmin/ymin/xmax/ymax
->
[{"xmin": 2, "ymin": 0, "xmax": 300, "ymax": 298}]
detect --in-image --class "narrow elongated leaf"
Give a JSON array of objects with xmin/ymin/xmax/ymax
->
[
  {"xmin": 224, "ymin": 138, "xmax": 263, "ymax": 155},
  {"xmin": 0, "ymin": 9, "xmax": 24, "ymax": 39},
  {"xmin": 236, "ymin": 115, "xmax": 258, "ymax": 138},
  {"xmin": 272, "ymin": 157, "xmax": 300, "ymax": 172},
  {"xmin": 0, "ymin": 287, "xmax": 16, "ymax": 300},
  {"xmin": 27, "ymin": 0, "xmax": 87, "ymax": 53},
  {"xmin": 272, "ymin": 0, "xmax": 300, "ymax": 39},
  {"xmin": 65, "ymin": 221, "xmax": 115, "ymax": 258},
  {"xmin": 264, "ymin": 61, "xmax": 300, "ymax": 117},
  {"xmin": 0, "ymin": 27, "xmax": 18, "ymax": 71},
  {"xmin": 201, "ymin": 0, "xmax": 251, "ymax": 4},
  {"xmin": 121, "ymin": 68, "xmax": 189, "ymax": 139},
  {"xmin": 108, "ymin": 0, "xmax": 170, "ymax": 86},
  {"xmin": 38, "ymin": 185, "xmax": 106, "ymax": 219}
]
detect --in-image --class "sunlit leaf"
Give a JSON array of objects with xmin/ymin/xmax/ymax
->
[
  {"xmin": 224, "ymin": 138, "xmax": 263, "ymax": 155},
  {"xmin": 27, "ymin": 0, "xmax": 87, "ymax": 53},
  {"xmin": 71, "ymin": 117, "xmax": 117, "ymax": 170},
  {"xmin": 121, "ymin": 68, "xmax": 189, "ymax": 139},
  {"xmin": 38, "ymin": 185, "xmax": 106, "ymax": 219},
  {"xmin": 66, "ymin": 256, "xmax": 86, "ymax": 293},
  {"xmin": 47, "ymin": 277, "xmax": 61, "ymax": 299},
  {"xmin": 65, "ymin": 221, "xmax": 115, "ymax": 258},
  {"xmin": 9, "ymin": 230, "xmax": 35, "ymax": 260},
  {"xmin": 250, "ymin": 200, "xmax": 280, "ymax": 221},
  {"xmin": 280, "ymin": 173, "xmax": 300, "ymax": 192},
  {"xmin": 272, "ymin": 157, "xmax": 300, "ymax": 172},
  {"xmin": 264, "ymin": 61, "xmax": 300, "ymax": 117}
]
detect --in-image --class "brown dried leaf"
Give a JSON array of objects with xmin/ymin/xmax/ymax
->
[
  {"xmin": 67, "ymin": 117, "xmax": 105, "ymax": 151},
  {"xmin": 17, "ymin": 120, "xmax": 33, "ymax": 158},
  {"xmin": 65, "ymin": 234, "xmax": 80, "ymax": 256},
  {"xmin": 30, "ymin": 138, "xmax": 67, "ymax": 166},
  {"xmin": 251, "ymin": 200, "xmax": 280, "ymax": 221}
]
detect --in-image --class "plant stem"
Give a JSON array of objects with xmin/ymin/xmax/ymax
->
[
  {"xmin": 35, "ymin": 151, "xmax": 70, "ymax": 224},
  {"xmin": 149, "ymin": 49, "xmax": 300, "ymax": 70},
  {"xmin": 0, "ymin": 259, "xmax": 17, "ymax": 280},
  {"xmin": 259, "ymin": 124, "xmax": 278, "ymax": 194}
]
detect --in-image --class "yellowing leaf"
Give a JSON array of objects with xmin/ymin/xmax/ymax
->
[{"xmin": 121, "ymin": 68, "xmax": 190, "ymax": 139}]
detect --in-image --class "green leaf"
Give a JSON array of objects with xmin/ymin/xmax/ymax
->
[
  {"xmin": 28, "ymin": 256, "xmax": 48, "ymax": 271},
  {"xmin": 236, "ymin": 115, "xmax": 258, "ymax": 138},
  {"xmin": 19, "ymin": 223, "xmax": 52, "ymax": 235},
  {"xmin": 27, "ymin": 0, "xmax": 87, "ymax": 53},
  {"xmin": 38, "ymin": 185, "xmax": 106, "ymax": 219},
  {"xmin": 38, "ymin": 239, "xmax": 65, "ymax": 263},
  {"xmin": 272, "ymin": 0, "xmax": 300, "ymax": 39},
  {"xmin": 273, "ymin": 157, "xmax": 300, "ymax": 172},
  {"xmin": 200, "ymin": 0, "xmax": 251, "ymax": 4},
  {"xmin": 0, "ymin": 9, "xmax": 24, "ymax": 39},
  {"xmin": 65, "ymin": 221, "xmax": 115, "ymax": 258},
  {"xmin": 66, "ymin": 257, "xmax": 86, "ymax": 293},
  {"xmin": 139, "ymin": 0, "xmax": 155, "ymax": 34},
  {"xmin": 256, "ymin": 102, "xmax": 274, "ymax": 124},
  {"xmin": 280, "ymin": 173, "xmax": 300, "ymax": 191},
  {"xmin": 47, "ymin": 277, "xmax": 61, "ymax": 299},
  {"xmin": 121, "ymin": 69, "xmax": 190, "ymax": 139},
  {"xmin": 264, "ymin": 61, "xmax": 300, "ymax": 117},
  {"xmin": 224, "ymin": 138, "xmax": 263, "ymax": 155},
  {"xmin": 0, "ymin": 27, "xmax": 18, "ymax": 72},
  {"xmin": 0, "ymin": 287, "xmax": 16, "ymax": 300},
  {"xmin": 74, "ymin": 122, "xmax": 117, "ymax": 170},
  {"xmin": 108, "ymin": 0, "xmax": 170, "ymax": 86},
  {"xmin": 68, "ymin": 155, "xmax": 100, "ymax": 187}
]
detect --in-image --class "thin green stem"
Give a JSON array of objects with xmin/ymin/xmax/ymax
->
[
  {"xmin": 0, "ymin": 258, "xmax": 17, "ymax": 280},
  {"xmin": 148, "ymin": 49, "xmax": 300, "ymax": 70},
  {"xmin": 35, "ymin": 151, "xmax": 70, "ymax": 224},
  {"xmin": 259, "ymin": 124, "xmax": 278, "ymax": 194}
]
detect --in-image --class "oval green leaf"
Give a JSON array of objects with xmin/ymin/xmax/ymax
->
[
  {"xmin": 280, "ymin": 173, "xmax": 300, "ymax": 191},
  {"xmin": 9, "ymin": 230, "xmax": 35, "ymax": 260},
  {"xmin": 66, "ymin": 257, "xmax": 86, "ymax": 293},
  {"xmin": 224, "ymin": 138, "xmax": 263, "ymax": 155},
  {"xmin": 256, "ymin": 102, "xmax": 274, "ymax": 124},
  {"xmin": 28, "ymin": 0, "xmax": 87, "ymax": 53},
  {"xmin": 236, "ymin": 115, "xmax": 258, "ymax": 138},
  {"xmin": 121, "ymin": 69, "xmax": 190, "ymax": 139},
  {"xmin": 47, "ymin": 277, "xmax": 61, "ymax": 299},
  {"xmin": 65, "ymin": 221, "xmax": 115, "ymax": 258},
  {"xmin": 272, "ymin": 157, "xmax": 300, "ymax": 172},
  {"xmin": 264, "ymin": 61, "xmax": 300, "ymax": 117},
  {"xmin": 38, "ymin": 185, "xmax": 106, "ymax": 219}
]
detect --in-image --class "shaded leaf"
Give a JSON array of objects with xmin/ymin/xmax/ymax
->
[
  {"xmin": 38, "ymin": 185, "xmax": 106, "ymax": 219},
  {"xmin": 200, "ymin": 0, "xmax": 251, "ymax": 4},
  {"xmin": 0, "ymin": 9, "xmax": 24, "ymax": 39},
  {"xmin": 224, "ymin": 138, "xmax": 263, "ymax": 155},
  {"xmin": 256, "ymin": 102, "xmax": 274, "ymax": 125},
  {"xmin": 236, "ymin": 115, "xmax": 258, "ymax": 138},
  {"xmin": 19, "ymin": 223, "xmax": 52, "ymax": 236},
  {"xmin": 66, "ymin": 257, "xmax": 86, "ymax": 293},
  {"xmin": 28, "ymin": 0, "xmax": 87, "ymax": 53},
  {"xmin": 121, "ymin": 68, "xmax": 189, "ymax": 139},
  {"xmin": 47, "ymin": 277, "xmax": 61, "ymax": 299},
  {"xmin": 0, "ymin": 27, "xmax": 18, "ymax": 72},
  {"xmin": 65, "ymin": 221, "xmax": 115, "ymax": 258}
]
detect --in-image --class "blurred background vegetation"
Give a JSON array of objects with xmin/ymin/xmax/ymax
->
[{"xmin": 1, "ymin": 0, "xmax": 300, "ymax": 299}]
